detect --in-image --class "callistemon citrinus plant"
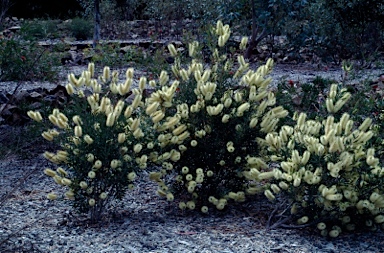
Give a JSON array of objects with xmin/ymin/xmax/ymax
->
[
  {"xmin": 255, "ymin": 83, "xmax": 384, "ymax": 237},
  {"xmin": 28, "ymin": 63, "xmax": 155, "ymax": 221},
  {"xmin": 145, "ymin": 20, "xmax": 288, "ymax": 213}
]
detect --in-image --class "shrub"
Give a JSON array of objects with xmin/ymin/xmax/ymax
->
[
  {"xmin": 257, "ymin": 83, "xmax": 384, "ymax": 237},
  {"xmin": 0, "ymin": 38, "xmax": 61, "ymax": 82},
  {"xmin": 83, "ymin": 43, "xmax": 147, "ymax": 69},
  {"xmin": 144, "ymin": 21, "xmax": 288, "ymax": 212},
  {"xmin": 20, "ymin": 19, "xmax": 60, "ymax": 40},
  {"xmin": 67, "ymin": 17, "xmax": 93, "ymax": 40},
  {"xmin": 28, "ymin": 63, "xmax": 155, "ymax": 221}
]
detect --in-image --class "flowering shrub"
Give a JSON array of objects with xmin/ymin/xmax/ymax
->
[
  {"xmin": 144, "ymin": 21, "xmax": 288, "ymax": 212},
  {"xmin": 256, "ymin": 83, "xmax": 384, "ymax": 237},
  {"xmin": 28, "ymin": 63, "xmax": 154, "ymax": 221}
]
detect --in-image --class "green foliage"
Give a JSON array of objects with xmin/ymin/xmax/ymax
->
[
  {"xmin": 28, "ymin": 63, "xmax": 154, "ymax": 221},
  {"xmin": 260, "ymin": 84, "xmax": 384, "ymax": 237},
  {"xmin": 83, "ymin": 43, "xmax": 125, "ymax": 67},
  {"xmin": 82, "ymin": 43, "xmax": 156, "ymax": 71},
  {"xmin": 67, "ymin": 17, "xmax": 93, "ymax": 40},
  {"xmin": 20, "ymin": 19, "xmax": 60, "ymax": 40},
  {"xmin": 275, "ymin": 76, "xmax": 334, "ymax": 123},
  {"xmin": 144, "ymin": 21, "xmax": 288, "ymax": 212},
  {"xmin": 0, "ymin": 38, "xmax": 61, "ymax": 82},
  {"xmin": 304, "ymin": 0, "xmax": 384, "ymax": 63}
]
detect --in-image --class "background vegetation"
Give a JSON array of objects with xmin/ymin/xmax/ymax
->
[{"xmin": 1, "ymin": 0, "xmax": 383, "ymax": 63}]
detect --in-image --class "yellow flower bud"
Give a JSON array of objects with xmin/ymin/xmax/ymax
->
[
  {"xmin": 238, "ymin": 55, "xmax": 246, "ymax": 66},
  {"xmin": 56, "ymin": 150, "xmax": 68, "ymax": 162},
  {"xmin": 179, "ymin": 202, "xmax": 187, "ymax": 210},
  {"xmin": 42, "ymin": 131, "xmax": 54, "ymax": 141},
  {"xmin": 65, "ymin": 83, "xmax": 75, "ymax": 95},
  {"xmin": 53, "ymin": 175, "xmax": 63, "ymax": 185},
  {"xmin": 130, "ymin": 118, "xmax": 140, "ymax": 132},
  {"xmin": 293, "ymin": 177, "xmax": 301, "ymax": 187},
  {"xmin": 270, "ymin": 184, "xmax": 281, "ymax": 194},
  {"xmin": 278, "ymin": 181, "xmax": 289, "ymax": 190},
  {"xmin": 191, "ymin": 140, "xmax": 198, "ymax": 147},
  {"xmin": 166, "ymin": 116, "xmax": 180, "ymax": 129},
  {"xmin": 249, "ymin": 118, "xmax": 258, "ymax": 128},
  {"xmin": 227, "ymin": 146, "xmax": 235, "ymax": 152},
  {"xmin": 133, "ymin": 128, "xmax": 144, "ymax": 139},
  {"xmin": 240, "ymin": 37, "xmax": 248, "ymax": 50},
  {"xmin": 79, "ymin": 181, "xmax": 88, "ymax": 189},
  {"xmin": 186, "ymin": 174, "xmax": 193, "ymax": 181},
  {"xmin": 234, "ymin": 92, "xmax": 243, "ymax": 102},
  {"xmin": 106, "ymin": 112, "xmax": 116, "ymax": 127},
  {"xmin": 168, "ymin": 44, "xmax": 178, "ymax": 57},
  {"xmin": 221, "ymin": 114, "xmax": 230, "ymax": 124},
  {"xmin": 146, "ymin": 102, "xmax": 159, "ymax": 115},
  {"xmin": 325, "ymin": 193, "xmax": 343, "ymax": 201},
  {"xmin": 182, "ymin": 166, "xmax": 189, "ymax": 174},
  {"xmin": 264, "ymin": 189, "xmax": 275, "ymax": 201},
  {"xmin": 116, "ymin": 132, "xmax": 126, "ymax": 144},
  {"xmin": 133, "ymin": 143, "xmax": 143, "ymax": 153},
  {"xmin": 48, "ymin": 114, "xmax": 58, "ymax": 125},
  {"xmin": 151, "ymin": 111, "xmax": 165, "ymax": 124},
  {"xmin": 297, "ymin": 216, "xmax": 309, "ymax": 225},
  {"xmin": 187, "ymin": 201, "xmax": 196, "ymax": 210},
  {"xmin": 83, "ymin": 134, "xmax": 93, "ymax": 144},
  {"xmin": 329, "ymin": 229, "xmax": 340, "ymax": 238},
  {"xmin": 88, "ymin": 171, "xmax": 96, "ymax": 179},
  {"xmin": 98, "ymin": 192, "xmax": 107, "ymax": 200},
  {"xmin": 370, "ymin": 192, "xmax": 380, "ymax": 202},
  {"xmin": 110, "ymin": 159, "xmax": 120, "ymax": 169},
  {"xmin": 89, "ymin": 198, "xmax": 96, "ymax": 207},
  {"xmin": 317, "ymin": 222, "xmax": 326, "ymax": 230},
  {"xmin": 201, "ymin": 206, "xmax": 209, "ymax": 213},
  {"xmin": 44, "ymin": 168, "xmax": 57, "ymax": 177},
  {"xmin": 64, "ymin": 191, "xmax": 75, "ymax": 201},
  {"xmin": 56, "ymin": 167, "xmax": 68, "ymax": 177},
  {"xmin": 237, "ymin": 102, "xmax": 250, "ymax": 114},
  {"xmin": 218, "ymin": 36, "xmax": 225, "ymax": 47},
  {"xmin": 172, "ymin": 124, "xmax": 187, "ymax": 136},
  {"xmin": 224, "ymin": 98, "xmax": 232, "ymax": 108},
  {"xmin": 93, "ymin": 160, "xmax": 102, "ymax": 170},
  {"xmin": 127, "ymin": 172, "xmax": 136, "ymax": 181},
  {"xmin": 85, "ymin": 153, "xmax": 94, "ymax": 163},
  {"xmin": 374, "ymin": 215, "xmax": 384, "ymax": 224},
  {"xmin": 47, "ymin": 192, "xmax": 57, "ymax": 200}
]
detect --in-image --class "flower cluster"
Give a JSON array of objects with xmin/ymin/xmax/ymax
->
[
  {"xmin": 256, "ymin": 84, "xmax": 384, "ymax": 237},
  {"xmin": 28, "ymin": 63, "xmax": 155, "ymax": 221},
  {"xmin": 145, "ymin": 20, "xmax": 288, "ymax": 212}
]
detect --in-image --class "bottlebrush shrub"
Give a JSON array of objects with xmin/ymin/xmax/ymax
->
[
  {"xmin": 256, "ymin": 83, "xmax": 384, "ymax": 237},
  {"xmin": 28, "ymin": 63, "xmax": 154, "ymax": 221},
  {"xmin": 145, "ymin": 20, "xmax": 288, "ymax": 213}
]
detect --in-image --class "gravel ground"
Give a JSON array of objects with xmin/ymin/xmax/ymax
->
[{"xmin": 1, "ymin": 155, "xmax": 384, "ymax": 253}]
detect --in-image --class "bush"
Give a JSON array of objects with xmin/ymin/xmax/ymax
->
[
  {"xmin": 67, "ymin": 17, "xmax": 93, "ymax": 40},
  {"xmin": 0, "ymin": 38, "xmax": 61, "ymax": 82},
  {"xmin": 83, "ymin": 43, "xmax": 147, "ymax": 69},
  {"xmin": 20, "ymin": 19, "xmax": 60, "ymax": 40},
  {"xmin": 144, "ymin": 21, "xmax": 288, "ymax": 212},
  {"xmin": 257, "ymin": 83, "xmax": 384, "ymax": 237},
  {"xmin": 28, "ymin": 63, "xmax": 155, "ymax": 221}
]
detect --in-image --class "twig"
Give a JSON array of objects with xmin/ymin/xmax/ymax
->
[{"xmin": 266, "ymin": 198, "xmax": 293, "ymax": 230}]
